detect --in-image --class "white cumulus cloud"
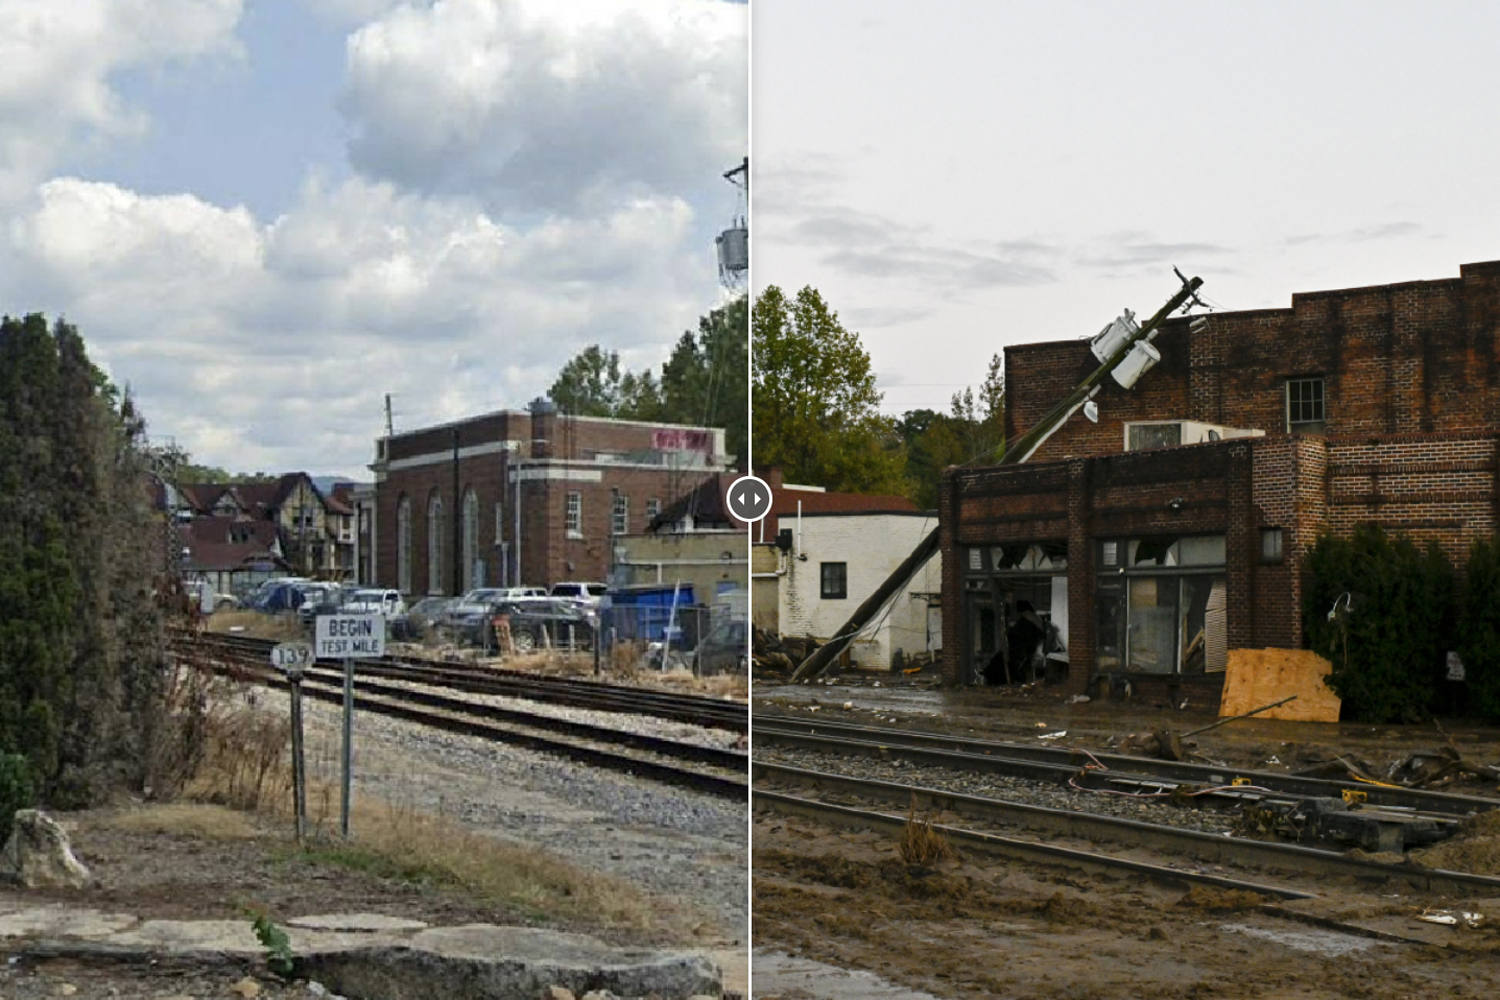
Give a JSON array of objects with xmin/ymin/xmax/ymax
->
[
  {"xmin": 340, "ymin": 0, "xmax": 746, "ymax": 214},
  {"xmin": 0, "ymin": 0, "xmax": 244, "ymax": 203}
]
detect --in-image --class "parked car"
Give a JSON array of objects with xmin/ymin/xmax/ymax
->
[
  {"xmin": 691, "ymin": 618, "xmax": 748, "ymax": 676},
  {"xmin": 492, "ymin": 586, "xmax": 548, "ymax": 600},
  {"xmin": 297, "ymin": 583, "xmax": 350, "ymax": 624},
  {"xmin": 439, "ymin": 589, "xmax": 514, "ymax": 635},
  {"xmin": 477, "ymin": 597, "xmax": 594, "ymax": 652},
  {"xmin": 341, "ymin": 588, "xmax": 406, "ymax": 617},
  {"xmin": 338, "ymin": 588, "xmax": 410, "ymax": 639},
  {"xmin": 251, "ymin": 578, "xmax": 312, "ymax": 613},
  {"xmin": 183, "ymin": 579, "xmax": 220, "ymax": 614},
  {"xmin": 548, "ymin": 581, "xmax": 607, "ymax": 607},
  {"xmin": 295, "ymin": 583, "xmax": 343, "ymax": 625},
  {"xmin": 404, "ymin": 595, "xmax": 456, "ymax": 638}
]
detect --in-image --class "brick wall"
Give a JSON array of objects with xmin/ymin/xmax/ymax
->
[
  {"xmin": 939, "ymin": 429, "xmax": 1500, "ymax": 690},
  {"xmin": 1007, "ymin": 260, "xmax": 1500, "ymax": 463},
  {"xmin": 374, "ymin": 411, "xmax": 726, "ymax": 595}
]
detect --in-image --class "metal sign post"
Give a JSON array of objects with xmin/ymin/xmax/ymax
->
[
  {"xmin": 341, "ymin": 655, "xmax": 353, "ymax": 839},
  {"xmin": 270, "ymin": 641, "xmax": 312, "ymax": 843},
  {"xmin": 314, "ymin": 614, "xmax": 386, "ymax": 841}
]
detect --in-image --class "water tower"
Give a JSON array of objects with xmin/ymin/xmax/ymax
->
[{"xmin": 716, "ymin": 157, "xmax": 748, "ymax": 290}]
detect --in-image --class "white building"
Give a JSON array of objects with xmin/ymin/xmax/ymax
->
[{"xmin": 776, "ymin": 510, "xmax": 942, "ymax": 669}]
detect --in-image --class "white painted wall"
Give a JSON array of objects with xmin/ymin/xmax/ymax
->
[{"xmin": 778, "ymin": 512, "xmax": 942, "ymax": 669}]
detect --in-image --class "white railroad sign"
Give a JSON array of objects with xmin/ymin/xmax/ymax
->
[
  {"xmin": 315, "ymin": 614, "xmax": 386, "ymax": 659},
  {"xmin": 270, "ymin": 640, "xmax": 313, "ymax": 671}
]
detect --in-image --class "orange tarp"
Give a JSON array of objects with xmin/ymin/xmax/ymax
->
[{"xmin": 1218, "ymin": 648, "xmax": 1342, "ymax": 723}]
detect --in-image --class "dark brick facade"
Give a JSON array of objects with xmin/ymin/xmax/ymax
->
[
  {"xmin": 372, "ymin": 409, "xmax": 728, "ymax": 595},
  {"xmin": 947, "ymin": 259, "xmax": 1500, "ymax": 696},
  {"xmin": 1006, "ymin": 259, "xmax": 1500, "ymax": 462}
]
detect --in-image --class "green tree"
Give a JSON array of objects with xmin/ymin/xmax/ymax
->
[
  {"xmin": 549, "ymin": 345, "xmax": 628, "ymax": 418},
  {"xmin": 897, "ymin": 409, "xmax": 967, "ymax": 508},
  {"xmin": 1302, "ymin": 524, "xmax": 1453, "ymax": 722},
  {"xmin": 544, "ymin": 297, "xmax": 748, "ymax": 464},
  {"xmin": 0, "ymin": 313, "xmax": 177, "ymax": 803},
  {"xmin": 752, "ymin": 286, "xmax": 906, "ymax": 493},
  {"xmin": 661, "ymin": 296, "xmax": 747, "ymax": 464}
]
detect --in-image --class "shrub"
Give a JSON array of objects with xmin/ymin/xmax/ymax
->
[
  {"xmin": 0, "ymin": 753, "xmax": 36, "ymax": 842},
  {"xmin": 1302, "ymin": 524, "xmax": 1454, "ymax": 722},
  {"xmin": 1458, "ymin": 536, "xmax": 1500, "ymax": 721}
]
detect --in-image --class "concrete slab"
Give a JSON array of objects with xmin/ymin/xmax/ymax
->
[
  {"xmin": 287, "ymin": 913, "xmax": 429, "ymax": 933},
  {"xmin": 0, "ymin": 900, "xmax": 724, "ymax": 1000},
  {"xmin": 0, "ymin": 905, "xmax": 137, "ymax": 939}
]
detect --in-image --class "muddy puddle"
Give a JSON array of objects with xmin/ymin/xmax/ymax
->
[{"xmin": 753, "ymin": 950, "xmax": 948, "ymax": 999}]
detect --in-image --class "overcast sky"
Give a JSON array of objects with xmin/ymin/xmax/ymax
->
[
  {"xmin": 1, "ymin": 0, "xmax": 746, "ymax": 480},
  {"xmin": 751, "ymin": 0, "xmax": 1500, "ymax": 419}
]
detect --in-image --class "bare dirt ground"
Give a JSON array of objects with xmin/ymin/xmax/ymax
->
[
  {"xmin": 752, "ymin": 669, "xmax": 1500, "ymax": 999},
  {"xmin": 753, "ymin": 815, "xmax": 1500, "ymax": 1000}
]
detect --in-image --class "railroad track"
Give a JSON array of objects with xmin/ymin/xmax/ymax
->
[
  {"xmin": 754, "ymin": 760, "xmax": 1500, "ymax": 899},
  {"xmin": 170, "ymin": 629, "xmax": 748, "ymax": 801},
  {"xmin": 175, "ymin": 628, "xmax": 747, "ymax": 732},
  {"xmin": 754, "ymin": 713, "xmax": 1500, "ymax": 819}
]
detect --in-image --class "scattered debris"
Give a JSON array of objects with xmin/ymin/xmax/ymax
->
[
  {"xmin": 1038, "ymin": 731, "xmax": 1068, "ymax": 741},
  {"xmin": 1416, "ymin": 909, "xmax": 1485, "ymax": 928},
  {"xmin": 1067, "ymin": 694, "xmax": 1091, "ymax": 704}
]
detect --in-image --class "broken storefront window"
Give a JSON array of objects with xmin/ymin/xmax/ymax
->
[
  {"xmin": 963, "ymin": 542, "xmax": 1068, "ymax": 686},
  {"xmin": 1095, "ymin": 535, "xmax": 1226, "ymax": 676}
]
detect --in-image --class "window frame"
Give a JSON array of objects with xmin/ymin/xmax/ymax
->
[
  {"xmin": 1285, "ymin": 375, "xmax": 1326, "ymax": 433},
  {"xmin": 612, "ymin": 493, "xmax": 629, "ymax": 535},
  {"xmin": 565, "ymin": 491, "xmax": 582, "ymax": 538},
  {"xmin": 820, "ymin": 561, "xmax": 848, "ymax": 600}
]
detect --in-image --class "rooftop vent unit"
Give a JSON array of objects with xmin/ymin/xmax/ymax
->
[{"xmin": 1124, "ymin": 420, "xmax": 1265, "ymax": 452}]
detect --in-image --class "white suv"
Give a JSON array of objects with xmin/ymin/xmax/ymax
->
[
  {"xmin": 549, "ymin": 581, "xmax": 607, "ymax": 606},
  {"xmin": 342, "ymin": 588, "xmax": 406, "ymax": 617}
]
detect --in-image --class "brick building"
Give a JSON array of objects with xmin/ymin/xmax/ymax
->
[
  {"xmin": 370, "ymin": 400, "xmax": 731, "ymax": 595},
  {"xmin": 942, "ymin": 259, "xmax": 1500, "ymax": 698}
]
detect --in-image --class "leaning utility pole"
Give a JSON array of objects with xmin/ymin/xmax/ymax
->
[{"xmin": 789, "ymin": 272, "xmax": 1205, "ymax": 683}]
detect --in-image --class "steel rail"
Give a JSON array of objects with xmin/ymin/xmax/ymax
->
[
  {"xmin": 754, "ymin": 760, "xmax": 1500, "ymax": 897},
  {"xmin": 173, "ymin": 638, "xmax": 748, "ymax": 800},
  {"xmin": 174, "ymin": 629, "xmax": 747, "ymax": 731},
  {"xmin": 290, "ymin": 665, "xmax": 746, "ymax": 770},
  {"xmin": 754, "ymin": 787, "xmax": 1315, "ymax": 900},
  {"xmin": 754, "ymin": 714, "xmax": 1500, "ymax": 817}
]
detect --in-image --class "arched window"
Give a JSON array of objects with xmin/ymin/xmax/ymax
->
[
  {"xmin": 427, "ymin": 491, "xmax": 445, "ymax": 594},
  {"xmin": 396, "ymin": 495, "xmax": 412, "ymax": 594},
  {"xmin": 462, "ymin": 487, "xmax": 480, "ymax": 589}
]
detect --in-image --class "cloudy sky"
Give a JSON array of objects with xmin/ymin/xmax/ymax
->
[
  {"xmin": 1, "ymin": 0, "xmax": 746, "ymax": 479},
  {"xmin": 751, "ymin": 0, "xmax": 1500, "ymax": 419}
]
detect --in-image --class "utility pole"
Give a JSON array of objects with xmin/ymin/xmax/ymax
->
[
  {"xmin": 452, "ymin": 427, "xmax": 463, "ymax": 595},
  {"xmin": 790, "ymin": 273, "xmax": 1206, "ymax": 684}
]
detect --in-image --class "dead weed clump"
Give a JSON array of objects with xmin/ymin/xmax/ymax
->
[
  {"xmin": 899, "ymin": 803, "xmax": 958, "ymax": 868},
  {"xmin": 188, "ymin": 697, "xmax": 292, "ymax": 813}
]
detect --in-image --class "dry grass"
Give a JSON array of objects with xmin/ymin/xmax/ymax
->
[
  {"xmin": 101, "ymin": 802, "xmax": 261, "ymax": 840},
  {"xmin": 898, "ymin": 802, "xmax": 958, "ymax": 867},
  {"xmin": 175, "ymin": 686, "xmax": 673, "ymax": 934},
  {"xmin": 295, "ymin": 793, "xmax": 669, "ymax": 931},
  {"xmin": 206, "ymin": 609, "xmax": 305, "ymax": 641}
]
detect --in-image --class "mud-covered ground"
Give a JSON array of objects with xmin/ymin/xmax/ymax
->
[
  {"xmin": 752, "ymin": 670, "xmax": 1500, "ymax": 999},
  {"xmin": 753, "ymin": 814, "xmax": 1500, "ymax": 1000}
]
